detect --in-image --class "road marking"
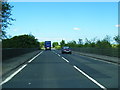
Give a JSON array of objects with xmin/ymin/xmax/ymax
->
[
  {"xmin": 73, "ymin": 65, "xmax": 107, "ymax": 90},
  {"xmin": 0, "ymin": 64, "xmax": 27, "ymax": 86},
  {"xmin": 93, "ymin": 58, "xmax": 119, "ymax": 66},
  {"xmin": 57, "ymin": 54, "xmax": 61, "ymax": 57},
  {"xmin": 53, "ymin": 51, "xmax": 69, "ymax": 63},
  {"xmin": 28, "ymin": 51, "xmax": 43, "ymax": 63},
  {"xmin": 76, "ymin": 53, "xmax": 119, "ymax": 66},
  {"xmin": 53, "ymin": 51, "xmax": 60, "ymax": 56},
  {"xmin": 62, "ymin": 57, "xmax": 69, "ymax": 63},
  {"xmin": 53, "ymin": 51, "xmax": 57, "ymax": 55},
  {"xmin": 0, "ymin": 51, "xmax": 43, "ymax": 86}
]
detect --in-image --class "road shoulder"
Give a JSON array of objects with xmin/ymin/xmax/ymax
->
[
  {"xmin": 73, "ymin": 51, "xmax": 119, "ymax": 64},
  {"xmin": 2, "ymin": 50, "xmax": 42, "ymax": 77}
]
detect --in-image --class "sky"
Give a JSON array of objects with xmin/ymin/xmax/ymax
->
[
  {"xmin": 7, "ymin": 0, "xmax": 120, "ymax": 2},
  {"xmin": 7, "ymin": 2, "xmax": 118, "ymax": 44}
]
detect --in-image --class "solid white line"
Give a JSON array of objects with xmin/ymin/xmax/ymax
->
[
  {"xmin": 0, "ymin": 64, "xmax": 27, "ymax": 86},
  {"xmin": 1, "ymin": 51, "xmax": 43, "ymax": 85},
  {"xmin": 28, "ymin": 51, "xmax": 43, "ymax": 63},
  {"xmin": 62, "ymin": 57, "xmax": 69, "ymax": 63},
  {"xmin": 93, "ymin": 58, "xmax": 119, "ymax": 66},
  {"xmin": 73, "ymin": 65, "xmax": 107, "ymax": 90},
  {"xmin": 78, "ymin": 53, "xmax": 118, "ymax": 66}
]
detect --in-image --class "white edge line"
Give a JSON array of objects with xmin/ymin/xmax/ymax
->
[
  {"xmin": 0, "ymin": 64, "xmax": 27, "ymax": 86},
  {"xmin": 77, "ymin": 53, "xmax": 118, "ymax": 66},
  {"xmin": 73, "ymin": 65, "xmax": 107, "ymax": 90},
  {"xmin": 93, "ymin": 58, "xmax": 119, "ymax": 66},
  {"xmin": 0, "ymin": 51, "xmax": 43, "ymax": 85},
  {"xmin": 28, "ymin": 51, "xmax": 43, "ymax": 63}
]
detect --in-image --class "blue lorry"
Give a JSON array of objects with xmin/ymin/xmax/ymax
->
[{"xmin": 45, "ymin": 41, "xmax": 51, "ymax": 50}]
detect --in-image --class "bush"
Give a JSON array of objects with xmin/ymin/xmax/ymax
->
[
  {"xmin": 2, "ymin": 34, "xmax": 40, "ymax": 48},
  {"xmin": 55, "ymin": 45, "xmax": 61, "ymax": 50}
]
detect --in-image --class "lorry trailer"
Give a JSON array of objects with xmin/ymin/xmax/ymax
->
[{"xmin": 45, "ymin": 41, "xmax": 51, "ymax": 50}]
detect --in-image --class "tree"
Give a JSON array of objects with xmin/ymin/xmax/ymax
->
[
  {"xmin": 2, "ymin": 34, "xmax": 40, "ymax": 48},
  {"xmin": 84, "ymin": 38, "xmax": 93, "ymax": 47},
  {"xmin": 52, "ymin": 42, "xmax": 59, "ymax": 48},
  {"xmin": 60, "ymin": 40, "xmax": 65, "ymax": 47},
  {"xmin": 67, "ymin": 40, "xmax": 77, "ymax": 47},
  {"xmin": 114, "ymin": 35, "xmax": 120, "ymax": 44},
  {"xmin": 95, "ymin": 39, "xmax": 111, "ymax": 48},
  {"xmin": 103, "ymin": 35, "xmax": 111, "ymax": 43},
  {"xmin": 39, "ymin": 42, "xmax": 45, "ymax": 49},
  {"xmin": 114, "ymin": 35, "xmax": 120, "ymax": 47},
  {"xmin": 0, "ymin": 1, "xmax": 15, "ymax": 39},
  {"xmin": 78, "ymin": 39, "xmax": 83, "ymax": 44}
]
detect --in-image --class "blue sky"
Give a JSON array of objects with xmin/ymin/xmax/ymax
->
[
  {"xmin": 8, "ymin": 2, "xmax": 118, "ymax": 43},
  {"xmin": 8, "ymin": 0, "xmax": 119, "ymax": 2}
]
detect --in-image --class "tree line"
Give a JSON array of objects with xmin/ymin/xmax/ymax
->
[
  {"xmin": 51, "ymin": 35, "xmax": 120, "ymax": 49},
  {"xmin": 2, "ymin": 34, "xmax": 40, "ymax": 48},
  {"xmin": 3, "ymin": 34, "xmax": 119, "ymax": 49}
]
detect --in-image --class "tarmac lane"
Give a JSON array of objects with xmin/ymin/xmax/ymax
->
[{"xmin": 1, "ymin": 50, "xmax": 119, "ymax": 89}]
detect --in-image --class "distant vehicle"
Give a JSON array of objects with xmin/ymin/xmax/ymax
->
[
  {"xmin": 61, "ymin": 46, "xmax": 72, "ymax": 54},
  {"xmin": 45, "ymin": 41, "xmax": 51, "ymax": 50}
]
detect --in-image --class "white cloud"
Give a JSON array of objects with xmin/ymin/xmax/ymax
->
[
  {"xmin": 13, "ymin": 28, "xmax": 18, "ymax": 32},
  {"xmin": 73, "ymin": 27, "xmax": 80, "ymax": 30},
  {"xmin": 115, "ymin": 24, "xmax": 120, "ymax": 27}
]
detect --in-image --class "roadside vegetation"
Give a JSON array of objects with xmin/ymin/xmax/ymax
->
[
  {"xmin": 2, "ymin": 34, "xmax": 40, "ymax": 48},
  {"xmin": 52, "ymin": 35, "xmax": 120, "ymax": 49},
  {"xmin": 0, "ymin": 1, "xmax": 15, "ymax": 39},
  {"xmin": 53, "ymin": 35, "xmax": 120, "ymax": 57}
]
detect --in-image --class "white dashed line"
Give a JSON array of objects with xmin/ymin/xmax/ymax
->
[
  {"xmin": 57, "ymin": 54, "xmax": 61, "ymax": 57},
  {"xmin": 62, "ymin": 57, "xmax": 69, "ymax": 63},
  {"xmin": 53, "ymin": 51, "xmax": 69, "ymax": 63},
  {"xmin": 54, "ymin": 52, "xmax": 57, "ymax": 54},
  {"xmin": 73, "ymin": 65, "xmax": 107, "ymax": 90},
  {"xmin": 0, "ymin": 51, "xmax": 43, "ymax": 86}
]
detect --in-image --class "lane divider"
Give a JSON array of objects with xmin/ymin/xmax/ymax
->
[
  {"xmin": 57, "ymin": 54, "xmax": 61, "ymax": 57},
  {"xmin": 53, "ymin": 51, "xmax": 70, "ymax": 63},
  {"xmin": 73, "ymin": 65, "xmax": 107, "ymax": 90},
  {"xmin": 0, "ymin": 51, "xmax": 43, "ymax": 86},
  {"xmin": 61, "ymin": 57, "xmax": 69, "ymax": 63},
  {"xmin": 53, "ymin": 51, "xmax": 106, "ymax": 90}
]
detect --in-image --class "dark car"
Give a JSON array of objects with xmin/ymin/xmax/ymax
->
[{"xmin": 61, "ymin": 46, "xmax": 72, "ymax": 54}]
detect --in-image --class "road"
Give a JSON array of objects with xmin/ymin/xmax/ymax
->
[{"xmin": 1, "ymin": 50, "xmax": 119, "ymax": 89}]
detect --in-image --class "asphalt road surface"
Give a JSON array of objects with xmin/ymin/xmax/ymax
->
[{"xmin": 1, "ymin": 50, "xmax": 119, "ymax": 89}]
